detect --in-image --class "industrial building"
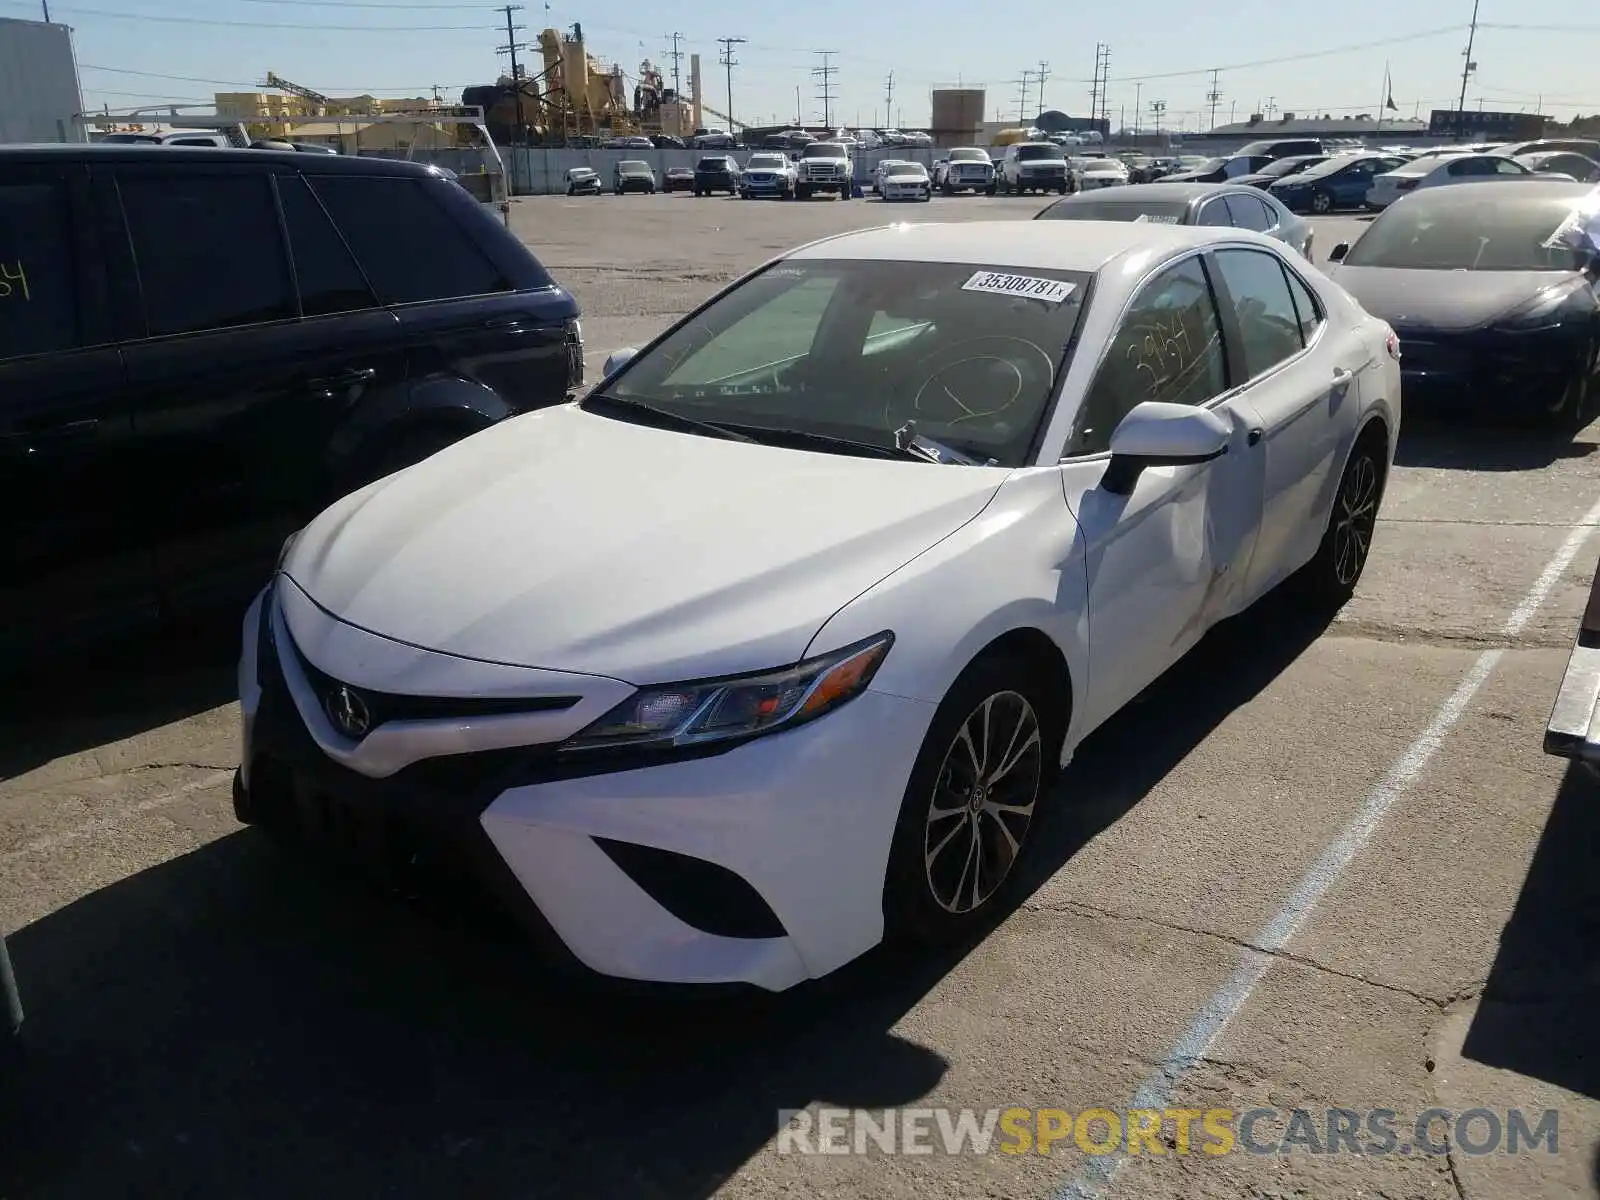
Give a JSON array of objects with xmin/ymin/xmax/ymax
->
[{"xmin": 0, "ymin": 16, "xmax": 86, "ymax": 143}]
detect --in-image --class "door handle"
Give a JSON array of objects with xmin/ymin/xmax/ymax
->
[
  {"xmin": 481, "ymin": 317, "xmax": 526, "ymax": 330},
  {"xmin": 1247, "ymin": 427, "xmax": 1263, "ymax": 446},
  {"xmin": 1331, "ymin": 367, "xmax": 1354, "ymax": 386}
]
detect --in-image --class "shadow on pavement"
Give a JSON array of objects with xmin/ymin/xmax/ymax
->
[
  {"xmin": 0, "ymin": 595, "xmax": 1332, "ymax": 1199},
  {"xmin": 0, "ymin": 609, "xmax": 243, "ymax": 783},
  {"xmin": 1394, "ymin": 419, "xmax": 1597, "ymax": 472},
  {"xmin": 1461, "ymin": 761, "xmax": 1600, "ymax": 1103}
]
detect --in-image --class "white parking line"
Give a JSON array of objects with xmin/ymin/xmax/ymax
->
[
  {"xmin": 1053, "ymin": 493, "xmax": 1600, "ymax": 1200},
  {"xmin": 1, "ymin": 769, "xmax": 234, "ymax": 865}
]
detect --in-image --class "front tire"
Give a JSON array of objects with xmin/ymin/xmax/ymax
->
[
  {"xmin": 883, "ymin": 655, "xmax": 1062, "ymax": 947},
  {"xmin": 1292, "ymin": 428, "xmax": 1386, "ymax": 611},
  {"xmin": 1311, "ymin": 189, "xmax": 1334, "ymax": 214}
]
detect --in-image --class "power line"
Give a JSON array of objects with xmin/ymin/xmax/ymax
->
[
  {"xmin": 1036, "ymin": 60, "xmax": 1049, "ymax": 117},
  {"xmin": 812, "ymin": 49, "xmax": 839, "ymax": 129},
  {"xmin": 664, "ymin": 31, "xmax": 685, "ymax": 98},
  {"xmin": 716, "ymin": 36, "xmax": 746, "ymax": 134},
  {"xmin": 1205, "ymin": 68, "xmax": 1222, "ymax": 132},
  {"xmin": 1456, "ymin": 0, "xmax": 1481, "ymax": 141},
  {"xmin": 1014, "ymin": 70, "xmax": 1034, "ymax": 123}
]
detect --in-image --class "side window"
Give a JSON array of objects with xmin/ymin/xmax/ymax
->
[
  {"xmin": 118, "ymin": 172, "xmax": 295, "ymax": 337},
  {"xmin": 1224, "ymin": 194, "xmax": 1270, "ymax": 231},
  {"xmin": 1210, "ymin": 249, "xmax": 1305, "ymax": 379},
  {"xmin": 1281, "ymin": 266, "xmax": 1324, "ymax": 346},
  {"xmin": 1196, "ymin": 198, "xmax": 1231, "ymax": 226},
  {"xmin": 276, "ymin": 174, "xmax": 376, "ymax": 317},
  {"xmin": 1494, "ymin": 157, "xmax": 1526, "ymax": 175},
  {"xmin": 1071, "ymin": 256, "xmax": 1226, "ymax": 455},
  {"xmin": 0, "ymin": 180, "xmax": 79, "ymax": 362},
  {"xmin": 307, "ymin": 175, "xmax": 511, "ymax": 304},
  {"xmin": 1449, "ymin": 157, "xmax": 1488, "ymax": 176}
]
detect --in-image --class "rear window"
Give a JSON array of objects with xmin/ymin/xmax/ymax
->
[
  {"xmin": 950, "ymin": 149, "xmax": 988, "ymax": 161},
  {"xmin": 1036, "ymin": 198, "xmax": 1188, "ymax": 223},
  {"xmin": 1343, "ymin": 195, "xmax": 1591, "ymax": 271},
  {"xmin": 697, "ymin": 158, "xmax": 731, "ymax": 170},
  {"xmin": 802, "ymin": 144, "xmax": 846, "ymax": 158},
  {"xmin": 1016, "ymin": 145, "xmax": 1065, "ymax": 161},
  {"xmin": 308, "ymin": 175, "xmax": 514, "ymax": 303},
  {"xmin": 0, "ymin": 180, "xmax": 79, "ymax": 361}
]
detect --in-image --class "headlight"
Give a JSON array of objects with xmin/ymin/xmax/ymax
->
[
  {"xmin": 564, "ymin": 632, "xmax": 893, "ymax": 752},
  {"xmin": 1495, "ymin": 285, "xmax": 1587, "ymax": 333}
]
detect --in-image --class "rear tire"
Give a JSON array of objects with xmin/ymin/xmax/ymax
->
[
  {"xmin": 1290, "ymin": 427, "xmax": 1387, "ymax": 612},
  {"xmin": 883, "ymin": 655, "xmax": 1063, "ymax": 948}
]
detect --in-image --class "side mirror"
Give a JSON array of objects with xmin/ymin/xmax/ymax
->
[
  {"xmin": 1328, "ymin": 241, "xmax": 1350, "ymax": 262},
  {"xmin": 1101, "ymin": 402, "xmax": 1231, "ymax": 495},
  {"xmin": 602, "ymin": 348, "xmax": 638, "ymax": 378}
]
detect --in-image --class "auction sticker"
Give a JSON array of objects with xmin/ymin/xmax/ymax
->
[
  {"xmin": 962, "ymin": 271, "xmax": 1077, "ymax": 303},
  {"xmin": 1133, "ymin": 213, "xmax": 1180, "ymax": 223}
]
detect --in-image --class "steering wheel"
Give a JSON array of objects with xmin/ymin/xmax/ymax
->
[{"xmin": 889, "ymin": 335, "xmax": 1058, "ymax": 428}]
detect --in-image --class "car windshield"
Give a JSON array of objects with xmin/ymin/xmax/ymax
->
[
  {"xmin": 1342, "ymin": 196, "xmax": 1593, "ymax": 271},
  {"xmin": 888, "ymin": 165, "xmax": 925, "ymax": 177},
  {"xmin": 747, "ymin": 155, "xmax": 785, "ymax": 168},
  {"xmin": 1186, "ymin": 157, "xmax": 1225, "ymax": 173},
  {"xmin": 696, "ymin": 158, "xmax": 730, "ymax": 170},
  {"xmin": 950, "ymin": 149, "xmax": 987, "ymax": 161},
  {"xmin": 803, "ymin": 143, "xmax": 845, "ymax": 158},
  {"xmin": 1261, "ymin": 156, "xmax": 1325, "ymax": 178},
  {"xmin": 594, "ymin": 258, "xmax": 1093, "ymax": 466},
  {"xmin": 619, "ymin": 161, "xmax": 651, "ymax": 174},
  {"xmin": 1016, "ymin": 145, "xmax": 1065, "ymax": 161},
  {"xmin": 1036, "ymin": 198, "xmax": 1189, "ymax": 223}
]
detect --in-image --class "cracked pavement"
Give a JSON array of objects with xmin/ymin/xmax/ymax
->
[{"xmin": 1, "ymin": 197, "xmax": 1597, "ymax": 1200}]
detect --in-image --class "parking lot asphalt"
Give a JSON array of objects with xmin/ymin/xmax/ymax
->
[{"xmin": 3, "ymin": 192, "xmax": 1599, "ymax": 1200}]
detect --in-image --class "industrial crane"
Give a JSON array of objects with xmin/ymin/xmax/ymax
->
[{"xmin": 260, "ymin": 72, "xmax": 330, "ymax": 106}]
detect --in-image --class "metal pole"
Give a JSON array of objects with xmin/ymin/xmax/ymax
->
[{"xmin": 1455, "ymin": 0, "xmax": 1481, "ymax": 142}]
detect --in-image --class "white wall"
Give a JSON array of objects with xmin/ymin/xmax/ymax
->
[{"xmin": 0, "ymin": 18, "xmax": 85, "ymax": 144}]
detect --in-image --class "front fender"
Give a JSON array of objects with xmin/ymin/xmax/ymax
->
[{"xmin": 804, "ymin": 468, "xmax": 1090, "ymax": 750}]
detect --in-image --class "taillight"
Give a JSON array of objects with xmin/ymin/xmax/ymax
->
[
  {"xmin": 1396, "ymin": 177, "xmax": 1419, "ymax": 191},
  {"xmin": 565, "ymin": 317, "xmax": 583, "ymax": 387},
  {"xmin": 1385, "ymin": 329, "xmax": 1401, "ymax": 361}
]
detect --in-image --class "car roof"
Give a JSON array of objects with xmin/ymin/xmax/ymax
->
[
  {"xmin": 1397, "ymin": 176, "xmax": 1597, "ymax": 202},
  {"xmin": 0, "ymin": 142, "xmax": 441, "ymax": 177},
  {"xmin": 788, "ymin": 219, "xmax": 1250, "ymax": 271},
  {"xmin": 1056, "ymin": 181, "xmax": 1218, "ymax": 201}
]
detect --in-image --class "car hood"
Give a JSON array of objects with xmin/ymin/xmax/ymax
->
[
  {"xmin": 1326, "ymin": 265, "xmax": 1571, "ymax": 331},
  {"xmin": 283, "ymin": 404, "xmax": 1007, "ymax": 684}
]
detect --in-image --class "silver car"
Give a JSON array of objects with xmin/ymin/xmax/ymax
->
[{"xmin": 1032, "ymin": 181, "xmax": 1316, "ymax": 260}]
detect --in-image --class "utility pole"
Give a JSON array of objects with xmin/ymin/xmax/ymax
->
[
  {"xmin": 1150, "ymin": 98, "xmax": 1166, "ymax": 138},
  {"xmin": 1205, "ymin": 67, "xmax": 1222, "ymax": 133},
  {"xmin": 1036, "ymin": 60, "xmax": 1049, "ymax": 117},
  {"xmin": 1015, "ymin": 70, "xmax": 1035, "ymax": 124},
  {"xmin": 41, "ymin": 0, "xmax": 50, "ymax": 20},
  {"xmin": 716, "ymin": 36, "xmax": 746, "ymax": 137},
  {"xmin": 812, "ymin": 50, "xmax": 839, "ymax": 129},
  {"xmin": 1098, "ymin": 45, "xmax": 1110, "ymax": 126},
  {"xmin": 1455, "ymin": 0, "xmax": 1481, "ymax": 142},
  {"xmin": 665, "ymin": 31, "xmax": 685, "ymax": 98},
  {"xmin": 1134, "ymin": 80, "xmax": 1142, "ymax": 135},
  {"xmin": 431, "ymin": 84, "xmax": 443, "ymax": 102},
  {"xmin": 1088, "ymin": 44, "xmax": 1101, "ymax": 127},
  {"xmin": 884, "ymin": 72, "xmax": 894, "ymax": 129},
  {"xmin": 496, "ymin": 4, "xmax": 529, "ymax": 175}
]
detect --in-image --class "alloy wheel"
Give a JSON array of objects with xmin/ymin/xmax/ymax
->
[
  {"xmin": 1332, "ymin": 452, "xmax": 1380, "ymax": 586},
  {"xmin": 1312, "ymin": 190, "xmax": 1333, "ymax": 214},
  {"xmin": 922, "ymin": 691, "xmax": 1043, "ymax": 914}
]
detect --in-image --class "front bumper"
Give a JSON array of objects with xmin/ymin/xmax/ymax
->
[
  {"xmin": 882, "ymin": 182, "xmax": 929, "ymax": 200},
  {"xmin": 236, "ymin": 585, "xmax": 936, "ymax": 991},
  {"xmin": 741, "ymin": 175, "xmax": 790, "ymax": 195},
  {"xmin": 1394, "ymin": 328, "xmax": 1588, "ymax": 415}
]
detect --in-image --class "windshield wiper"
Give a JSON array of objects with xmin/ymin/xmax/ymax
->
[
  {"xmin": 582, "ymin": 392, "xmax": 756, "ymax": 443},
  {"xmin": 719, "ymin": 423, "xmax": 923, "ymax": 461},
  {"xmin": 893, "ymin": 421, "xmax": 995, "ymax": 466}
]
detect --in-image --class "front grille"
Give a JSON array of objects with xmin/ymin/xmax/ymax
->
[{"xmin": 282, "ymin": 632, "xmax": 580, "ymax": 735}]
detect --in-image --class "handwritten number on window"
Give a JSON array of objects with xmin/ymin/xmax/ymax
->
[{"xmin": 0, "ymin": 260, "xmax": 29, "ymax": 302}]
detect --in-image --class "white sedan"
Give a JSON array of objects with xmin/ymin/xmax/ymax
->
[
  {"xmin": 1366, "ymin": 151, "xmax": 1534, "ymax": 209},
  {"xmin": 237, "ymin": 221, "xmax": 1400, "ymax": 992},
  {"xmin": 1076, "ymin": 157, "xmax": 1130, "ymax": 189},
  {"xmin": 879, "ymin": 161, "xmax": 933, "ymax": 201}
]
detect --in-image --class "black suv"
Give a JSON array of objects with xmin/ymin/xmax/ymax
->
[
  {"xmin": 693, "ymin": 156, "xmax": 739, "ymax": 196},
  {"xmin": 0, "ymin": 145, "xmax": 582, "ymax": 661}
]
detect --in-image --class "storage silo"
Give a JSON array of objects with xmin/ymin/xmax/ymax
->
[
  {"xmin": 0, "ymin": 17, "xmax": 86, "ymax": 143},
  {"xmin": 930, "ymin": 88, "xmax": 985, "ymax": 146}
]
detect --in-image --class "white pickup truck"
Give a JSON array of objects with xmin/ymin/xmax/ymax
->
[{"xmin": 794, "ymin": 142, "xmax": 854, "ymax": 200}]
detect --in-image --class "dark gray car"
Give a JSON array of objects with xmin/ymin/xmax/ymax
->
[{"xmin": 1033, "ymin": 181, "xmax": 1316, "ymax": 260}]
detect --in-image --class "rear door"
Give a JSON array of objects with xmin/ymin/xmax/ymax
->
[
  {"xmin": 108, "ymin": 162, "xmax": 408, "ymax": 614},
  {"xmin": 308, "ymin": 173, "xmax": 577, "ymax": 414},
  {"xmin": 1207, "ymin": 246, "xmax": 1357, "ymax": 596},
  {"xmin": 0, "ymin": 161, "xmax": 153, "ymax": 656}
]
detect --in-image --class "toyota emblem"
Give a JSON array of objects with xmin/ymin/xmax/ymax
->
[{"xmin": 324, "ymin": 684, "xmax": 372, "ymax": 739}]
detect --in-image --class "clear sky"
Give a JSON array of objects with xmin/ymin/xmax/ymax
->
[{"xmin": 8, "ymin": 0, "xmax": 1598, "ymax": 132}]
